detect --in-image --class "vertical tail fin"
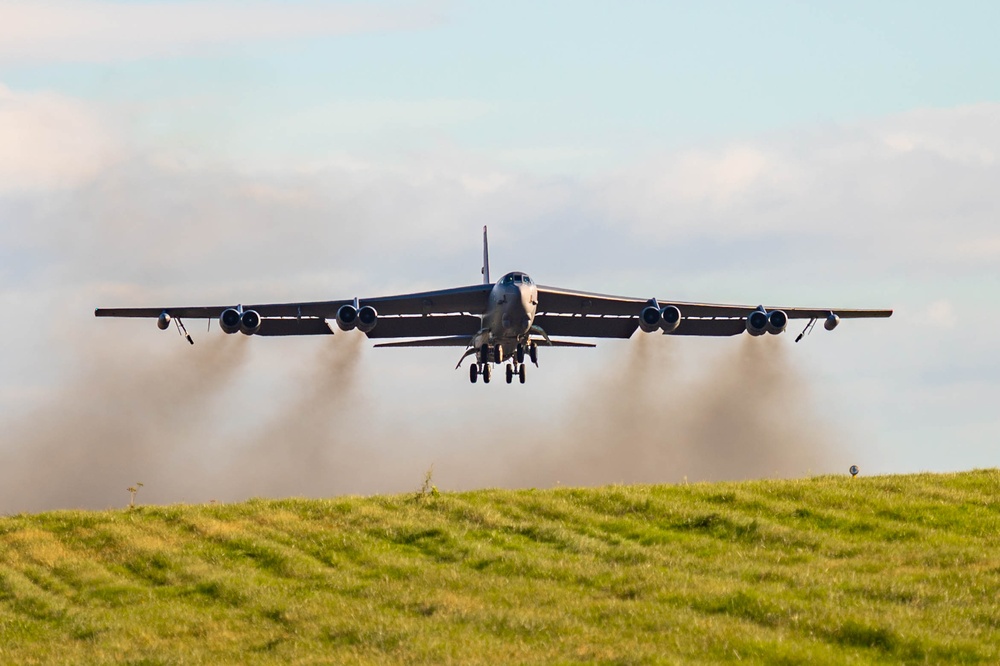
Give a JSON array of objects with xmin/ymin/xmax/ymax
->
[{"xmin": 481, "ymin": 225, "xmax": 491, "ymax": 285}]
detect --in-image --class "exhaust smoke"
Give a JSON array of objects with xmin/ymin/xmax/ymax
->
[{"xmin": 0, "ymin": 335, "xmax": 250, "ymax": 512}]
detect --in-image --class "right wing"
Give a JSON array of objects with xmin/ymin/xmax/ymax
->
[
  {"xmin": 95, "ymin": 284, "xmax": 492, "ymax": 320},
  {"xmin": 95, "ymin": 284, "xmax": 492, "ymax": 339}
]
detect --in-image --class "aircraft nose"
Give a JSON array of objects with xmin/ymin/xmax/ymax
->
[{"xmin": 520, "ymin": 285, "xmax": 535, "ymax": 310}]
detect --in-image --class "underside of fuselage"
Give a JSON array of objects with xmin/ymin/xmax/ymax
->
[{"xmin": 466, "ymin": 271, "xmax": 540, "ymax": 385}]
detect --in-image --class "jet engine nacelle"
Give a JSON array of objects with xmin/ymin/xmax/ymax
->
[
  {"xmin": 356, "ymin": 305, "xmax": 378, "ymax": 333},
  {"xmin": 746, "ymin": 309, "xmax": 769, "ymax": 336},
  {"xmin": 639, "ymin": 306, "xmax": 662, "ymax": 333},
  {"xmin": 220, "ymin": 308, "xmax": 242, "ymax": 335},
  {"xmin": 766, "ymin": 310, "xmax": 787, "ymax": 335},
  {"xmin": 824, "ymin": 313, "xmax": 840, "ymax": 331},
  {"xmin": 640, "ymin": 305, "xmax": 683, "ymax": 333},
  {"xmin": 239, "ymin": 309, "xmax": 261, "ymax": 335},
  {"xmin": 660, "ymin": 305, "xmax": 681, "ymax": 333},
  {"xmin": 336, "ymin": 304, "xmax": 358, "ymax": 331},
  {"xmin": 157, "ymin": 312, "xmax": 172, "ymax": 330},
  {"xmin": 747, "ymin": 308, "xmax": 788, "ymax": 336}
]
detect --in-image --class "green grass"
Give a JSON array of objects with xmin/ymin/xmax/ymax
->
[{"xmin": 1, "ymin": 470, "xmax": 998, "ymax": 665}]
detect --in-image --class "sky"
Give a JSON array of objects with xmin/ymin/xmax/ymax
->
[{"xmin": 1, "ymin": 0, "xmax": 998, "ymax": 511}]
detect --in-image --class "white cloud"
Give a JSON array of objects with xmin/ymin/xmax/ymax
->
[
  {"xmin": 0, "ymin": 83, "xmax": 122, "ymax": 192},
  {"xmin": 282, "ymin": 99, "xmax": 493, "ymax": 134},
  {"xmin": 0, "ymin": 0, "xmax": 442, "ymax": 64},
  {"xmin": 597, "ymin": 104, "xmax": 1000, "ymax": 271},
  {"xmin": 879, "ymin": 104, "xmax": 997, "ymax": 166}
]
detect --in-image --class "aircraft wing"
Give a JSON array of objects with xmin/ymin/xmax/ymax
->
[
  {"xmin": 95, "ymin": 284, "xmax": 493, "ymax": 320},
  {"xmin": 535, "ymin": 285, "xmax": 892, "ymax": 338},
  {"xmin": 95, "ymin": 284, "xmax": 492, "ymax": 339},
  {"xmin": 533, "ymin": 314, "xmax": 638, "ymax": 339}
]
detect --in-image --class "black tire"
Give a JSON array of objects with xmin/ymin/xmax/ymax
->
[
  {"xmin": 483, "ymin": 364, "xmax": 492, "ymax": 383},
  {"xmin": 519, "ymin": 364, "xmax": 526, "ymax": 384},
  {"xmin": 469, "ymin": 363, "xmax": 478, "ymax": 384},
  {"xmin": 516, "ymin": 344, "xmax": 525, "ymax": 364},
  {"xmin": 506, "ymin": 364, "xmax": 513, "ymax": 383},
  {"xmin": 494, "ymin": 344, "xmax": 503, "ymax": 363},
  {"xmin": 529, "ymin": 344, "xmax": 538, "ymax": 365},
  {"xmin": 479, "ymin": 343, "xmax": 489, "ymax": 364}
]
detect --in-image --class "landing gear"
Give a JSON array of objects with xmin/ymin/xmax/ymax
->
[
  {"xmin": 468, "ymin": 340, "xmax": 534, "ymax": 386},
  {"xmin": 502, "ymin": 361, "xmax": 527, "ymax": 385}
]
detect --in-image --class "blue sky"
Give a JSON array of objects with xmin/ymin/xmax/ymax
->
[
  {"xmin": 1, "ymin": 1, "xmax": 998, "ymax": 510},
  {"xmin": 5, "ymin": 1, "xmax": 998, "ymax": 169}
]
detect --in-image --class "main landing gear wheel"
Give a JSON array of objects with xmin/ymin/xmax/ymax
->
[
  {"xmin": 519, "ymin": 364, "xmax": 526, "ymax": 384},
  {"xmin": 506, "ymin": 364, "xmax": 514, "ymax": 384},
  {"xmin": 529, "ymin": 343, "xmax": 537, "ymax": 365},
  {"xmin": 516, "ymin": 344, "xmax": 525, "ymax": 364},
  {"xmin": 469, "ymin": 363, "xmax": 478, "ymax": 384},
  {"xmin": 494, "ymin": 344, "xmax": 504, "ymax": 363},
  {"xmin": 482, "ymin": 364, "xmax": 492, "ymax": 383}
]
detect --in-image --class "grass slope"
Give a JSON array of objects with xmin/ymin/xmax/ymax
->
[{"xmin": 1, "ymin": 471, "xmax": 998, "ymax": 665}]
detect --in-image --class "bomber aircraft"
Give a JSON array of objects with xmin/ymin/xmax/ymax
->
[{"xmin": 96, "ymin": 227, "xmax": 892, "ymax": 385}]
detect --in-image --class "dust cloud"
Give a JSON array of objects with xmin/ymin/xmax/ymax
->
[
  {"xmin": 432, "ymin": 334, "xmax": 837, "ymax": 490},
  {"xmin": 0, "ymin": 327, "xmax": 838, "ymax": 513},
  {"xmin": 221, "ymin": 333, "xmax": 371, "ymax": 500},
  {"xmin": 0, "ymin": 335, "xmax": 250, "ymax": 513}
]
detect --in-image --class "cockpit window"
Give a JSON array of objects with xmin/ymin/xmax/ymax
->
[{"xmin": 500, "ymin": 272, "xmax": 532, "ymax": 286}]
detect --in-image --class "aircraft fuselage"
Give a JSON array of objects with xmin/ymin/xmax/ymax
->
[{"xmin": 477, "ymin": 272, "xmax": 538, "ymax": 355}]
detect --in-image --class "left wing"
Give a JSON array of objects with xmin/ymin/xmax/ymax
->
[{"xmin": 535, "ymin": 285, "xmax": 892, "ymax": 338}]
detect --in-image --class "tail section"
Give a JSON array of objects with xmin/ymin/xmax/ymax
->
[{"xmin": 481, "ymin": 225, "xmax": 491, "ymax": 284}]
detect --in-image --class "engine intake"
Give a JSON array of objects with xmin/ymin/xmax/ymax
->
[
  {"xmin": 825, "ymin": 313, "xmax": 840, "ymax": 331},
  {"xmin": 660, "ymin": 305, "xmax": 681, "ymax": 333},
  {"xmin": 746, "ymin": 309, "xmax": 768, "ymax": 337},
  {"xmin": 336, "ymin": 304, "xmax": 358, "ymax": 331},
  {"xmin": 766, "ymin": 310, "xmax": 788, "ymax": 335},
  {"xmin": 220, "ymin": 307, "xmax": 242, "ymax": 335},
  {"xmin": 639, "ymin": 306, "xmax": 662, "ymax": 333},
  {"xmin": 356, "ymin": 305, "xmax": 378, "ymax": 333},
  {"xmin": 157, "ymin": 311, "xmax": 172, "ymax": 330},
  {"xmin": 240, "ymin": 309, "xmax": 261, "ymax": 335}
]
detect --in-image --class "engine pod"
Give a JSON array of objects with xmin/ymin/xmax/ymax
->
[
  {"xmin": 220, "ymin": 308, "xmax": 242, "ymax": 334},
  {"xmin": 639, "ymin": 305, "xmax": 662, "ymax": 333},
  {"xmin": 766, "ymin": 310, "xmax": 788, "ymax": 335},
  {"xmin": 746, "ymin": 309, "xmax": 768, "ymax": 336},
  {"xmin": 336, "ymin": 304, "xmax": 358, "ymax": 331},
  {"xmin": 356, "ymin": 305, "xmax": 378, "ymax": 333},
  {"xmin": 240, "ymin": 309, "xmax": 261, "ymax": 335},
  {"xmin": 659, "ymin": 305, "xmax": 681, "ymax": 333},
  {"xmin": 157, "ymin": 311, "xmax": 172, "ymax": 330}
]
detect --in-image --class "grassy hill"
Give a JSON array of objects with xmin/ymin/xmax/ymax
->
[{"xmin": 1, "ymin": 471, "xmax": 998, "ymax": 665}]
